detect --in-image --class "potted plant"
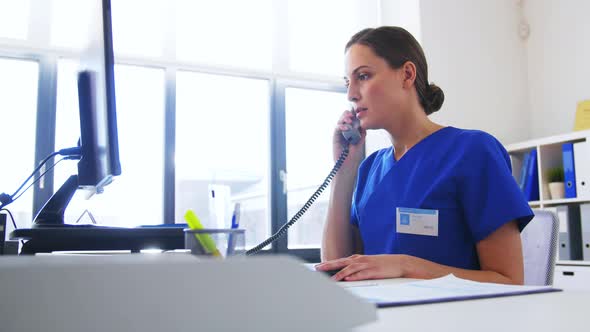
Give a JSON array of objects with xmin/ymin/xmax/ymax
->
[{"xmin": 547, "ymin": 167, "xmax": 565, "ymax": 199}]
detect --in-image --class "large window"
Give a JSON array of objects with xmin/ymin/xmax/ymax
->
[{"xmin": 0, "ymin": 0, "xmax": 419, "ymax": 258}]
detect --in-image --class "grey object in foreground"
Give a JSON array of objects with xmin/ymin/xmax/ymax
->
[{"xmin": 0, "ymin": 254, "xmax": 375, "ymax": 332}]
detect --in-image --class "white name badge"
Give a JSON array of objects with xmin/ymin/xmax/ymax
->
[{"xmin": 396, "ymin": 207, "xmax": 439, "ymax": 237}]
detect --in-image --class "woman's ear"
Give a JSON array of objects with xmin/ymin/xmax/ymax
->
[{"xmin": 401, "ymin": 61, "xmax": 417, "ymax": 88}]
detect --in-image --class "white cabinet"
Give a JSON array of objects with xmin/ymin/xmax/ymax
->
[{"xmin": 554, "ymin": 262, "xmax": 590, "ymax": 291}]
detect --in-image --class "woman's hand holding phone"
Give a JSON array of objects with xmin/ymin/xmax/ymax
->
[{"xmin": 333, "ymin": 109, "xmax": 365, "ymax": 166}]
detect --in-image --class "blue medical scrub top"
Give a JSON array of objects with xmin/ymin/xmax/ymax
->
[{"xmin": 350, "ymin": 127, "xmax": 534, "ymax": 270}]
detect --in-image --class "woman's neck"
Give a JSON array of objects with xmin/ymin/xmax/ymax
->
[{"xmin": 387, "ymin": 110, "xmax": 443, "ymax": 161}]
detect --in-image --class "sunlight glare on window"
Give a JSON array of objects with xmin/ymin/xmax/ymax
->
[
  {"xmin": 287, "ymin": 0, "xmax": 378, "ymax": 77},
  {"xmin": 175, "ymin": 73, "xmax": 269, "ymax": 187},
  {"xmin": 50, "ymin": 0, "xmax": 92, "ymax": 49},
  {"xmin": 175, "ymin": 0, "xmax": 272, "ymax": 70},
  {"xmin": 0, "ymin": 0, "xmax": 30, "ymax": 40},
  {"xmin": 79, "ymin": 65, "xmax": 166, "ymax": 226},
  {"xmin": 55, "ymin": 61, "xmax": 166, "ymax": 227},
  {"xmin": 111, "ymin": 0, "xmax": 166, "ymax": 57},
  {"xmin": 54, "ymin": 58, "xmax": 81, "ymax": 189},
  {"xmin": 285, "ymin": 87, "xmax": 348, "ymax": 248},
  {"xmin": 175, "ymin": 71, "xmax": 270, "ymax": 246},
  {"xmin": 0, "ymin": 58, "xmax": 38, "ymax": 229},
  {"xmin": 285, "ymin": 88, "xmax": 348, "ymax": 188}
]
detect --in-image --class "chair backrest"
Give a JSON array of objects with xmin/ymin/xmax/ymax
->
[{"xmin": 521, "ymin": 209, "xmax": 559, "ymax": 286}]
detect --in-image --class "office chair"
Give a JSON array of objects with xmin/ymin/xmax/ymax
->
[{"xmin": 520, "ymin": 209, "xmax": 560, "ymax": 286}]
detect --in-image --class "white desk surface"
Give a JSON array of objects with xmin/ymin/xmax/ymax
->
[{"xmin": 344, "ymin": 278, "xmax": 589, "ymax": 332}]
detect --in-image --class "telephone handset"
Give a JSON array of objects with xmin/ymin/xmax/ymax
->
[
  {"xmin": 341, "ymin": 110, "xmax": 362, "ymax": 145},
  {"xmin": 245, "ymin": 110, "xmax": 361, "ymax": 255}
]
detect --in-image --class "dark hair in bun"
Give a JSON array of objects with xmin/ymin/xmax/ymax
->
[
  {"xmin": 346, "ymin": 26, "xmax": 444, "ymax": 115},
  {"xmin": 426, "ymin": 83, "xmax": 444, "ymax": 114}
]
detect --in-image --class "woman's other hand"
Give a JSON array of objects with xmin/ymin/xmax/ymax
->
[{"xmin": 316, "ymin": 254, "xmax": 406, "ymax": 281}]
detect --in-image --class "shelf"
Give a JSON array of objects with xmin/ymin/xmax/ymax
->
[
  {"xmin": 556, "ymin": 260, "xmax": 590, "ymax": 266},
  {"xmin": 528, "ymin": 198, "xmax": 590, "ymax": 208},
  {"xmin": 508, "ymin": 130, "xmax": 590, "ymax": 207},
  {"xmin": 505, "ymin": 129, "xmax": 590, "ymax": 152},
  {"xmin": 541, "ymin": 197, "xmax": 590, "ymax": 206}
]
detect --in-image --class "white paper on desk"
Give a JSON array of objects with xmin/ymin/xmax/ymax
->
[{"xmin": 343, "ymin": 274, "xmax": 560, "ymax": 307}]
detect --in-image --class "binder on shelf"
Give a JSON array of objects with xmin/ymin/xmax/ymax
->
[
  {"xmin": 547, "ymin": 205, "xmax": 583, "ymax": 261},
  {"xmin": 518, "ymin": 151, "xmax": 531, "ymax": 191},
  {"xmin": 562, "ymin": 142, "xmax": 577, "ymax": 198},
  {"xmin": 573, "ymin": 141, "xmax": 590, "ymax": 199},
  {"xmin": 579, "ymin": 203, "xmax": 590, "ymax": 261},
  {"xmin": 523, "ymin": 149, "xmax": 539, "ymax": 201}
]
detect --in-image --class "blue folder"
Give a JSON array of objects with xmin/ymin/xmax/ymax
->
[
  {"xmin": 523, "ymin": 149, "xmax": 539, "ymax": 201},
  {"xmin": 563, "ymin": 142, "xmax": 577, "ymax": 198},
  {"xmin": 518, "ymin": 151, "xmax": 531, "ymax": 191}
]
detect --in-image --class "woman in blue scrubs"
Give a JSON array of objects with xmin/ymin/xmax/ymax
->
[{"xmin": 317, "ymin": 26, "xmax": 533, "ymax": 284}]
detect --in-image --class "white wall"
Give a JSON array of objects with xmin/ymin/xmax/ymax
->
[
  {"xmin": 368, "ymin": 0, "xmax": 530, "ymax": 154},
  {"xmin": 525, "ymin": 0, "xmax": 590, "ymax": 139}
]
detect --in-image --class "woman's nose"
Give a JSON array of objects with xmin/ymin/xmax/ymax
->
[{"xmin": 347, "ymin": 85, "xmax": 360, "ymax": 102}]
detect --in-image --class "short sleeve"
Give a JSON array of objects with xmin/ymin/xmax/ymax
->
[{"xmin": 459, "ymin": 133, "xmax": 534, "ymax": 243}]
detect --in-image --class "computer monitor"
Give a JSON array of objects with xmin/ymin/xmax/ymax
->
[
  {"xmin": 33, "ymin": 0, "xmax": 120, "ymax": 226},
  {"xmin": 78, "ymin": 0, "xmax": 120, "ymax": 190}
]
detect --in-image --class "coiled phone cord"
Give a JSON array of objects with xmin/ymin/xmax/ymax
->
[{"xmin": 246, "ymin": 144, "xmax": 350, "ymax": 256}]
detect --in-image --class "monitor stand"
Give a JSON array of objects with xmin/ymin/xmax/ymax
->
[
  {"xmin": 11, "ymin": 174, "xmax": 185, "ymax": 254},
  {"xmin": 34, "ymin": 174, "xmax": 79, "ymax": 226}
]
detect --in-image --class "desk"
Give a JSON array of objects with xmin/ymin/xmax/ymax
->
[{"xmin": 348, "ymin": 278, "xmax": 588, "ymax": 332}]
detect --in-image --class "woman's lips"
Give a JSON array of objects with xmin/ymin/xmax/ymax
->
[{"xmin": 356, "ymin": 107, "xmax": 367, "ymax": 118}]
